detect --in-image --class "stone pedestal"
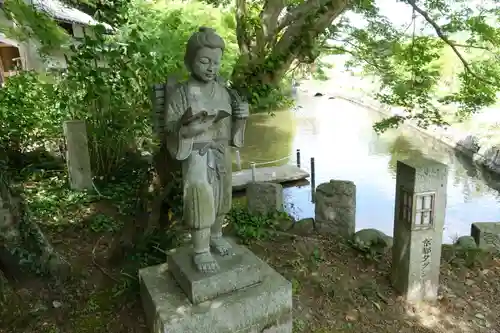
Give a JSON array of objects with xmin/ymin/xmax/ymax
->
[
  {"xmin": 314, "ymin": 180, "xmax": 356, "ymax": 237},
  {"xmin": 246, "ymin": 182, "xmax": 283, "ymax": 216},
  {"xmin": 471, "ymin": 222, "xmax": 500, "ymax": 251},
  {"xmin": 139, "ymin": 239, "xmax": 292, "ymax": 333},
  {"xmin": 391, "ymin": 158, "xmax": 448, "ymax": 303}
]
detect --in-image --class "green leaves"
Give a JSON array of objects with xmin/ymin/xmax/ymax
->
[
  {"xmin": 2, "ymin": 0, "xmax": 499, "ymax": 141},
  {"xmin": 1, "ymin": 0, "xmax": 239, "ymax": 177},
  {"xmin": 227, "ymin": 207, "xmax": 281, "ymax": 243},
  {"xmin": 338, "ymin": 0, "xmax": 500, "ymax": 132},
  {"xmin": 1, "ymin": 0, "xmax": 70, "ymax": 53},
  {"xmin": 440, "ymin": 62, "xmax": 499, "ymax": 119},
  {"xmin": 0, "ymin": 72, "xmax": 64, "ymax": 153}
]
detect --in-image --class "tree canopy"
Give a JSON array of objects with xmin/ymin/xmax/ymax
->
[
  {"xmin": 224, "ymin": 0, "xmax": 500, "ymax": 129},
  {"xmin": 1, "ymin": 0, "xmax": 499, "ymax": 131}
]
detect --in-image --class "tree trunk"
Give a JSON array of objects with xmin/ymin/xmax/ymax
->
[
  {"xmin": 107, "ymin": 146, "xmax": 183, "ymax": 263},
  {"xmin": 231, "ymin": 0, "xmax": 350, "ymax": 101},
  {"xmin": 0, "ymin": 170, "xmax": 70, "ymax": 279}
]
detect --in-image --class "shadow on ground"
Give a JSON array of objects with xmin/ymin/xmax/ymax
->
[{"xmin": 249, "ymin": 232, "xmax": 500, "ymax": 333}]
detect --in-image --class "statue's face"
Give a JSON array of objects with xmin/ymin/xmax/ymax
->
[{"xmin": 191, "ymin": 47, "xmax": 223, "ymax": 82}]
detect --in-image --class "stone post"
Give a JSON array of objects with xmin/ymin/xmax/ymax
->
[
  {"xmin": 246, "ymin": 182, "xmax": 284, "ymax": 216},
  {"xmin": 63, "ymin": 120, "xmax": 93, "ymax": 191},
  {"xmin": 314, "ymin": 180, "xmax": 356, "ymax": 237},
  {"xmin": 391, "ymin": 158, "xmax": 448, "ymax": 303},
  {"xmin": 471, "ymin": 222, "xmax": 500, "ymax": 251}
]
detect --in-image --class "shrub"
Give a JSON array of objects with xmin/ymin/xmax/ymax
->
[
  {"xmin": 57, "ymin": 0, "xmax": 239, "ymax": 177},
  {"xmin": 1, "ymin": 0, "xmax": 239, "ymax": 177},
  {"xmin": 0, "ymin": 72, "xmax": 63, "ymax": 154}
]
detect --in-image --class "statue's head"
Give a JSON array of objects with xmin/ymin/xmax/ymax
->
[{"xmin": 184, "ymin": 27, "xmax": 225, "ymax": 83}]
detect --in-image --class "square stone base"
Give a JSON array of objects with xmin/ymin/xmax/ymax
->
[
  {"xmin": 167, "ymin": 238, "xmax": 264, "ymax": 304},
  {"xmin": 139, "ymin": 251, "xmax": 292, "ymax": 333}
]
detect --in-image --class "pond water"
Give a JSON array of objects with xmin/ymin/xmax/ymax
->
[{"xmin": 235, "ymin": 84, "xmax": 500, "ymax": 244}]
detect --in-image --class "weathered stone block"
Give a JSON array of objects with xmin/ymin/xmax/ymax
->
[
  {"xmin": 139, "ymin": 249, "xmax": 292, "ymax": 333},
  {"xmin": 314, "ymin": 180, "xmax": 356, "ymax": 237},
  {"xmin": 167, "ymin": 238, "xmax": 263, "ymax": 305},
  {"xmin": 352, "ymin": 228, "xmax": 393, "ymax": 254},
  {"xmin": 456, "ymin": 135, "xmax": 480, "ymax": 154},
  {"xmin": 471, "ymin": 222, "xmax": 500, "ymax": 251},
  {"xmin": 289, "ymin": 218, "xmax": 316, "ymax": 236},
  {"xmin": 474, "ymin": 145, "xmax": 500, "ymax": 173},
  {"xmin": 246, "ymin": 182, "xmax": 283, "ymax": 216},
  {"xmin": 454, "ymin": 235, "xmax": 477, "ymax": 250}
]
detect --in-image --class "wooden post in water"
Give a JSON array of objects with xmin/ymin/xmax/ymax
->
[
  {"xmin": 235, "ymin": 150, "xmax": 242, "ymax": 171},
  {"xmin": 63, "ymin": 120, "xmax": 93, "ymax": 191},
  {"xmin": 296, "ymin": 149, "xmax": 301, "ymax": 168},
  {"xmin": 311, "ymin": 157, "xmax": 316, "ymax": 202},
  {"xmin": 250, "ymin": 162, "xmax": 257, "ymax": 182}
]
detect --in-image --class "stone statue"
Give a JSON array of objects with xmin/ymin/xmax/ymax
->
[{"xmin": 152, "ymin": 27, "xmax": 248, "ymax": 274}]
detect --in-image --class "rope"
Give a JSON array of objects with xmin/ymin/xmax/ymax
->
[
  {"xmin": 244, "ymin": 152, "xmax": 296, "ymax": 164},
  {"xmin": 249, "ymin": 152, "xmax": 296, "ymax": 167}
]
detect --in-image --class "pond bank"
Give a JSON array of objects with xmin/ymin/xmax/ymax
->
[
  {"xmin": 301, "ymin": 79, "xmax": 500, "ymax": 176},
  {"xmin": 241, "ymin": 87, "xmax": 500, "ymax": 242}
]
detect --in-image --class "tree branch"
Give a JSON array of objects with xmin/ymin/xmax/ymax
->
[
  {"xmin": 405, "ymin": 0, "xmax": 497, "ymax": 87},
  {"xmin": 330, "ymin": 46, "xmax": 378, "ymax": 67},
  {"xmin": 276, "ymin": 0, "xmax": 331, "ymax": 33},
  {"xmin": 235, "ymin": 0, "xmax": 250, "ymax": 55},
  {"xmin": 273, "ymin": 0, "xmax": 349, "ymax": 55},
  {"xmin": 326, "ymin": 41, "xmax": 387, "ymax": 72},
  {"xmin": 450, "ymin": 42, "xmax": 493, "ymax": 52},
  {"xmin": 263, "ymin": 0, "xmax": 349, "ymax": 84},
  {"xmin": 258, "ymin": 0, "xmax": 285, "ymax": 51}
]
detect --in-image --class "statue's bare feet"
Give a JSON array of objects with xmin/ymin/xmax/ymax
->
[
  {"xmin": 210, "ymin": 237, "xmax": 233, "ymax": 256},
  {"xmin": 193, "ymin": 252, "xmax": 219, "ymax": 273}
]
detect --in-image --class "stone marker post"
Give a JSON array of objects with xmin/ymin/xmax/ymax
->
[
  {"xmin": 391, "ymin": 158, "xmax": 448, "ymax": 303},
  {"xmin": 63, "ymin": 120, "xmax": 93, "ymax": 191},
  {"xmin": 315, "ymin": 180, "xmax": 356, "ymax": 237},
  {"xmin": 247, "ymin": 182, "xmax": 284, "ymax": 216},
  {"xmin": 471, "ymin": 222, "xmax": 500, "ymax": 251}
]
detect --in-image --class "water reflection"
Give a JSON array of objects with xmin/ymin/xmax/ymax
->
[
  {"xmin": 235, "ymin": 92, "xmax": 500, "ymax": 244},
  {"xmin": 233, "ymin": 111, "xmax": 296, "ymax": 170}
]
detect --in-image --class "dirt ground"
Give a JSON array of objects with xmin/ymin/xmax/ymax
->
[
  {"xmin": 250, "ymin": 231, "xmax": 500, "ymax": 333},
  {"xmin": 0, "ymin": 203, "xmax": 150, "ymax": 333},
  {"xmin": 2, "ymin": 213, "xmax": 499, "ymax": 333}
]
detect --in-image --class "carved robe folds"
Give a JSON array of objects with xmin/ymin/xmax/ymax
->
[{"xmin": 164, "ymin": 81, "xmax": 248, "ymax": 229}]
